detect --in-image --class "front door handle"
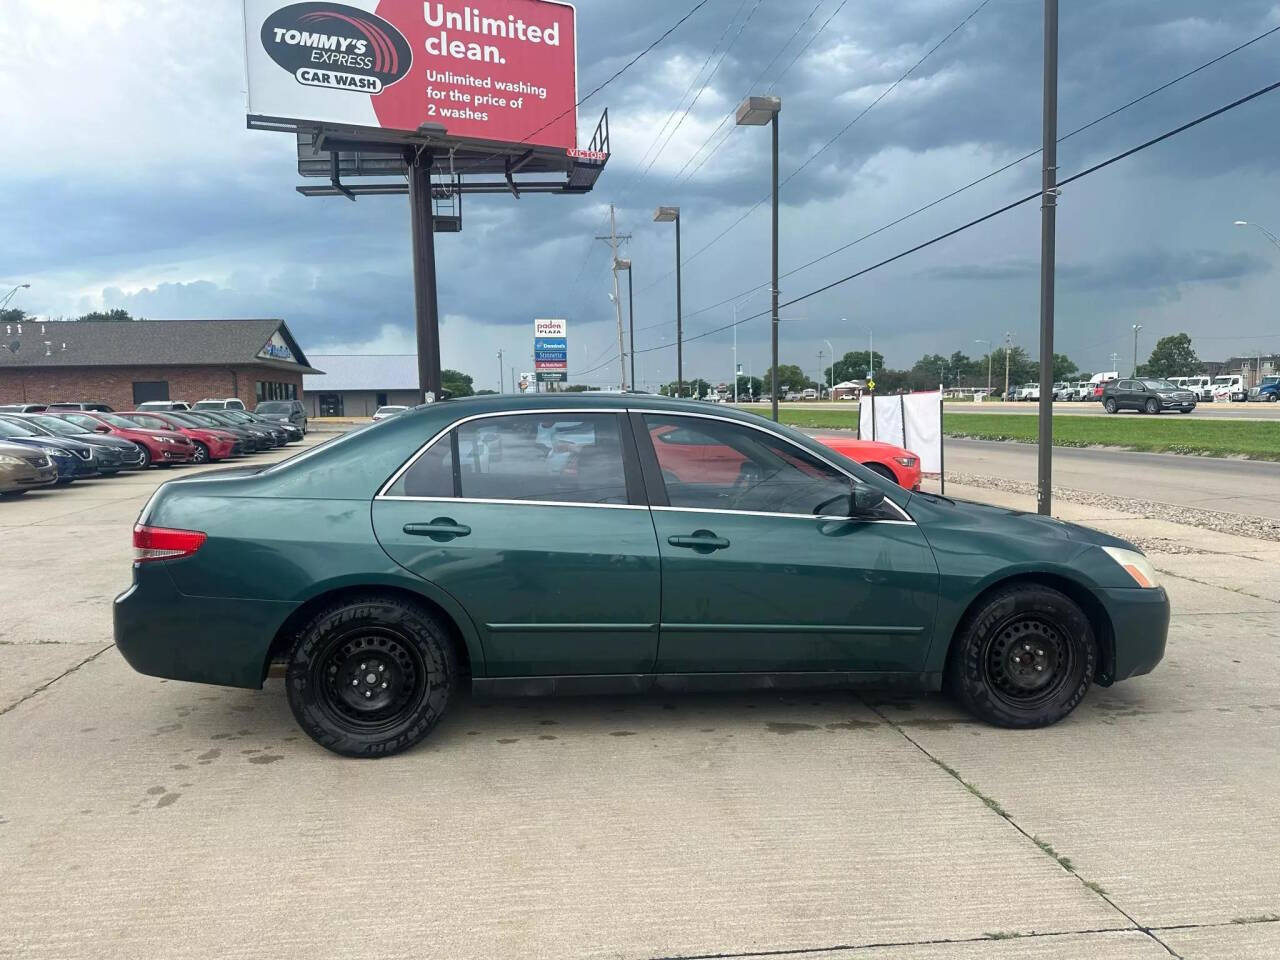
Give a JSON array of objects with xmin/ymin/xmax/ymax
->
[
  {"xmin": 667, "ymin": 530, "xmax": 730, "ymax": 552},
  {"xmin": 403, "ymin": 518, "xmax": 472, "ymax": 541}
]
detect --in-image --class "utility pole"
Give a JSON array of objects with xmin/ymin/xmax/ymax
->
[
  {"xmin": 1132, "ymin": 323, "xmax": 1143, "ymax": 376},
  {"xmin": 817, "ymin": 348, "xmax": 824, "ymax": 397},
  {"xmin": 596, "ymin": 203, "xmax": 631, "ymax": 390},
  {"xmin": 497, "ymin": 349, "xmax": 504, "ymax": 392},
  {"xmin": 1035, "ymin": 0, "xmax": 1059, "ymax": 517},
  {"xmin": 1109, "ymin": 352, "xmax": 1121, "ymax": 371}
]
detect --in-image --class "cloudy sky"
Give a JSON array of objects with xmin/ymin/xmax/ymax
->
[{"xmin": 2, "ymin": 0, "xmax": 1279, "ymax": 390}]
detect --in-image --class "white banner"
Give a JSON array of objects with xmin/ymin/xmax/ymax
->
[{"xmin": 859, "ymin": 390, "xmax": 944, "ymax": 475}]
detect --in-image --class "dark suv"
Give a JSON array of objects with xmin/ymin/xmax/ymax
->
[
  {"xmin": 254, "ymin": 399, "xmax": 307, "ymax": 434},
  {"xmin": 1101, "ymin": 378, "xmax": 1196, "ymax": 414}
]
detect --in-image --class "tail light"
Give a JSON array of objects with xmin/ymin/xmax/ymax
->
[{"xmin": 133, "ymin": 524, "xmax": 206, "ymax": 562}]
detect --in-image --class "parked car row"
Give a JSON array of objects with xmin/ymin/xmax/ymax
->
[{"xmin": 0, "ymin": 407, "xmax": 304, "ymax": 497}]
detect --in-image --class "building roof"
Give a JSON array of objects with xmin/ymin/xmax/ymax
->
[
  {"xmin": 0, "ymin": 319, "xmax": 319, "ymax": 374},
  {"xmin": 303, "ymin": 354, "xmax": 420, "ymax": 391}
]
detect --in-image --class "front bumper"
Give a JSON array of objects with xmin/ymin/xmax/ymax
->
[
  {"xmin": 50, "ymin": 454, "xmax": 98, "ymax": 479},
  {"xmin": 113, "ymin": 562, "xmax": 297, "ymax": 689},
  {"xmin": 1099, "ymin": 585, "xmax": 1169, "ymax": 683}
]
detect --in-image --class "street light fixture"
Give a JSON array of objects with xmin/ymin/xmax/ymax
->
[
  {"xmin": 1234, "ymin": 219, "xmax": 1280, "ymax": 251},
  {"xmin": 736, "ymin": 94, "xmax": 782, "ymax": 421},
  {"xmin": 652, "ymin": 206, "xmax": 682, "ymax": 398},
  {"xmin": 0, "ymin": 283, "xmax": 30, "ymax": 311}
]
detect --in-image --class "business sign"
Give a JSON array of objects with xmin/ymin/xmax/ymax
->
[
  {"xmin": 532, "ymin": 316, "xmax": 567, "ymax": 377},
  {"xmin": 533, "ymin": 337, "xmax": 566, "ymax": 352},
  {"xmin": 518, "ymin": 371, "xmax": 533, "ymax": 391},
  {"xmin": 244, "ymin": 0, "xmax": 578, "ymax": 151},
  {"xmin": 533, "ymin": 318, "xmax": 566, "ymax": 338},
  {"xmin": 536, "ymin": 370, "xmax": 565, "ymax": 383},
  {"xmin": 257, "ymin": 330, "xmax": 297, "ymax": 363}
]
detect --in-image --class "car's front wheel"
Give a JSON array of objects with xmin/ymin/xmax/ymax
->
[
  {"xmin": 190, "ymin": 441, "xmax": 210, "ymax": 464},
  {"xmin": 945, "ymin": 583, "xmax": 1095, "ymax": 728},
  {"xmin": 286, "ymin": 595, "xmax": 457, "ymax": 757},
  {"xmin": 1145, "ymin": 398, "xmax": 1160, "ymax": 415},
  {"xmin": 1103, "ymin": 398, "xmax": 1117, "ymax": 414},
  {"xmin": 135, "ymin": 443, "xmax": 152, "ymax": 468}
]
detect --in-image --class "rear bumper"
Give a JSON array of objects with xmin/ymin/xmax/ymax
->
[
  {"xmin": 113, "ymin": 562, "xmax": 297, "ymax": 689},
  {"xmin": 1100, "ymin": 586, "xmax": 1169, "ymax": 683}
]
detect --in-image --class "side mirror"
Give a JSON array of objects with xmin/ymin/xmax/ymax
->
[{"xmin": 850, "ymin": 482, "xmax": 885, "ymax": 516}]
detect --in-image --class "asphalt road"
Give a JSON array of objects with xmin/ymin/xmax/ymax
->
[
  {"xmin": 944, "ymin": 438, "xmax": 1280, "ymax": 521},
  {"xmin": 756, "ymin": 401, "xmax": 1280, "ymax": 419},
  {"xmin": 3, "ymin": 433, "xmax": 1280, "ymax": 958}
]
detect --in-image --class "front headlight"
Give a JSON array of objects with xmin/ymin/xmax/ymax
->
[
  {"xmin": 893, "ymin": 456, "xmax": 918, "ymax": 467},
  {"xmin": 39, "ymin": 445, "xmax": 71, "ymax": 458},
  {"xmin": 1101, "ymin": 546, "xmax": 1160, "ymax": 589},
  {"xmin": 156, "ymin": 436, "xmax": 176, "ymax": 444},
  {"xmin": 0, "ymin": 453, "xmax": 23, "ymax": 466}
]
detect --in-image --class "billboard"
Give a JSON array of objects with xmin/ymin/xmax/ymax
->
[{"xmin": 244, "ymin": 0, "xmax": 578, "ymax": 150}]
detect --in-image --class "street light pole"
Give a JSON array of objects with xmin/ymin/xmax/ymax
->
[
  {"xmin": 1035, "ymin": 0, "xmax": 1060, "ymax": 516},
  {"xmin": 736, "ymin": 95, "xmax": 783, "ymax": 421},
  {"xmin": 1132, "ymin": 323, "xmax": 1143, "ymax": 376},
  {"xmin": 0, "ymin": 283, "xmax": 30, "ymax": 311},
  {"xmin": 497, "ymin": 348, "xmax": 504, "ymax": 392},
  {"xmin": 822, "ymin": 339, "xmax": 835, "ymax": 398},
  {"xmin": 615, "ymin": 257, "xmax": 635, "ymax": 392},
  {"xmin": 652, "ymin": 206, "xmax": 682, "ymax": 397},
  {"xmin": 975, "ymin": 339, "xmax": 993, "ymax": 395},
  {"xmin": 1004, "ymin": 332, "xmax": 1013, "ymax": 399}
]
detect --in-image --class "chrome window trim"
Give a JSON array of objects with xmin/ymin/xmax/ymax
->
[
  {"xmin": 378, "ymin": 495, "xmax": 646, "ymax": 511},
  {"xmin": 650, "ymin": 505, "xmax": 914, "ymax": 525},
  {"xmin": 638, "ymin": 409, "xmax": 916, "ymax": 524},
  {"xmin": 376, "ymin": 408, "xmax": 633, "ymax": 503},
  {"xmin": 375, "ymin": 405, "xmax": 916, "ymax": 525}
]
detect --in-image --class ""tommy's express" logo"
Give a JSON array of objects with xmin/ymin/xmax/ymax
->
[{"xmin": 261, "ymin": 2, "xmax": 412, "ymax": 94}]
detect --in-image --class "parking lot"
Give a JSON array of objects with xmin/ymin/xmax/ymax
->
[{"xmin": 2, "ymin": 429, "xmax": 1278, "ymax": 959}]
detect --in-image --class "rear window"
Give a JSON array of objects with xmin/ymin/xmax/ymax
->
[{"xmin": 256, "ymin": 402, "xmax": 292, "ymax": 413}]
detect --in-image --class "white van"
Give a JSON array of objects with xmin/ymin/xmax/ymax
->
[{"xmin": 1182, "ymin": 375, "xmax": 1213, "ymax": 400}]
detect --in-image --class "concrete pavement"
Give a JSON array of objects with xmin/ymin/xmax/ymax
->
[{"xmin": 1, "ymin": 440, "xmax": 1278, "ymax": 958}]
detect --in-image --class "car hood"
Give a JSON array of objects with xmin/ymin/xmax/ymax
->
[{"xmin": 907, "ymin": 492, "xmax": 1136, "ymax": 550}]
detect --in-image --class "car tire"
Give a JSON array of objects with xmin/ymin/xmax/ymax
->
[
  {"xmin": 1103, "ymin": 398, "xmax": 1117, "ymax": 414},
  {"xmin": 1180, "ymin": 407, "xmax": 1193, "ymax": 414},
  {"xmin": 286, "ymin": 595, "xmax": 457, "ymax": 758},
  {"xmin": 1145, "ymin": 398, "xmax": 1160, "ymax": 415},
  {"xmin": 135, "ymin": 443, "xmax": 152, "ymax": 468},
  {"xmin": 191, "ymin": 442, "xmax": 210, "ymax": 464},
  {"xmin": 945, "ymin": 583, "xmax": 1096, "ymax": 728}
]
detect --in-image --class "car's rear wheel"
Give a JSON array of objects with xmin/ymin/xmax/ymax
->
[
  {"xmin": 190, "ymin": 441, "xmax": 210, "ymax": 464},
  {"xmin": 286, "ymin": 595, "xmax": 457, "ymax": 757},
  {"xmin": 135, "ymin": 443, "xmax": 152, "ymax": 468},
  {"xmin": 1145, "ymin": 398, "xmax": 1160, "ymax": 415},
  {"xmin": 1103, "ymin": 398, "xmax": 1117, "ymax": 414},
  {"xmin": 945, "ymin": 583, "xmax": 1095, "ymax": 728}
]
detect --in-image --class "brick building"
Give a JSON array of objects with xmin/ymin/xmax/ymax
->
[{"xmin": 0, "ymin": 318, "xmax": 320, "ymax": 410}]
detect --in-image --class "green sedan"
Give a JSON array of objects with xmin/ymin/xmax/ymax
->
[{"xmin": 114, "ymin": 395, "xmax": 1168, "ymax": 756}]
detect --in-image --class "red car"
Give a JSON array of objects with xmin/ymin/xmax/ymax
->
[
  {"xmin": 118, "ymin": 411, "xmax": 241, "ymax": 464},
  {"xmin": 813, "ymin": 434, "xmax": 922, "ymax": 490},
  {"xmin": 52, "ymin": 411, "xmax": 196, "ymax": 468},
  {"xmin": 648, "ymin": 422, "xmax": 922, "ymax": 491}
]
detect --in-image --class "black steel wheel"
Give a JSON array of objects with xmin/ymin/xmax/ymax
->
[
  {"xmin": 945, "ymin": 583, "xmax": 1095, "ymax": 728},
  {"xmin": 286, "ymin": 595, "xmax": 456, "ymax": 757},
  {"xmin": 1103, "ymin": 397, "xmax": 1117, "ymax": 414},
  {"xmin": 190, "ymin": 442, "xmax": 210, "ymax": 464},
  {"xmin": 1145, "ymin": 397, "xmax": 1160, "ymax": 415}
]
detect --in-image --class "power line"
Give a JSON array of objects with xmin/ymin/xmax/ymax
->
[
  {"xmin": 640, "ymin": 22, "xmax": 1280, "ymax": 336},
  {"xmin": 768, "ymin": 0, "xmax": 850, "ymax": 91},
  {"xmin": 626, "ymin": 0, "xmax": 767, "ymax": 197},
  {"xmin": 642, "ymin": 0, "xmax": 992, "ymax": 293},
  {"xmin": 672, "ymin": 0, "xmax": 827, "ymax": 183},
  {"xmin": 459, "ymin": 0, "xmax": 716, "ymax": 172},
  {"xmin": 633, "ymin": 78, "xmax": 1280, "ymax": 355}
]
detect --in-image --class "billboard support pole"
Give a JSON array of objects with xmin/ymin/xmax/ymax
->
[{"xmin": 407, "ymin": 149, "xmax": 443, "ymax": 403}]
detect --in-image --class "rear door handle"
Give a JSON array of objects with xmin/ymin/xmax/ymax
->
[
  {"xmin": 667, "ymin": 530, "xmax": 730, "ymax": 552},
  {"xmin": 403, "ymin": 519, "xmax": 471, "ymax": 541}
]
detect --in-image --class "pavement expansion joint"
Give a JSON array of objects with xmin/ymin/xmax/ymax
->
[
  {"xmin": 0, "ymin": 643, "xmax": 114, "ymax": 718},
  {"xmin": 857, "ymin": 696, "xmax": 1184, "ymax": 958}
]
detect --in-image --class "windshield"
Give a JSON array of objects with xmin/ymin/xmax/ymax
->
[
  {"xmin": 192, "ymin": 401, "xmax": 225, "ymax": 409},
  {"xmin": 0, "ymin": 419, "xmax": 37, "ymax": 437},
  {"xmin": 28, "ymin": 415, "xmax": 89, "ymax": 436},
  {"xmin": 1141, "ymin": 379, "xmax": 1175, "ymax": 390},
  {"xmin": 94, "ymin": 413, "xmax": 140, "ymax": 429},
  {"xmin": 166, "ymin": 412, "xmax": 209, "ymax": 427},
  {"xmin": 1213, "ymin": 377, "xmax": 1234, "ymax": 385},
  {"xmin": 256, "ymin": 402, "xmax": 292, "ymax": 413},
  {"xmin": 1262, "ymin": 377, "xmax": 1279, "ymax": 386}
]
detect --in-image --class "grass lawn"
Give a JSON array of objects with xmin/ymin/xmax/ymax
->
[{"xmin": 736, "ymin": 405, "xmax": 1280, "ymax": 460}]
